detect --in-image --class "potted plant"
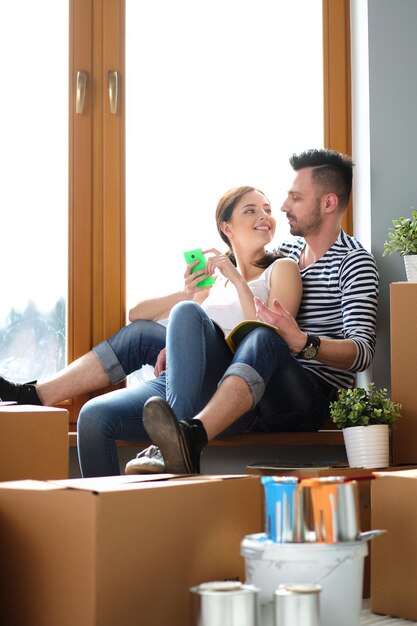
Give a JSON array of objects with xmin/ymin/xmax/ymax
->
[
  {"xmin": 383, "ymin": 209, "xmax": 417, "ymax": 281},
  {"xmin": 330, "ymin": 383, "xmax": 401, "ymax": 469}
]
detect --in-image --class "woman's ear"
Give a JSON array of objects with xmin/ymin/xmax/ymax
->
[{"xmin": 220, "ymin": 220, "xmax": 233, "ymax": 239}]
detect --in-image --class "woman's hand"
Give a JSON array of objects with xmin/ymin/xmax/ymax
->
[
  {"xmin": 183, "ymin": 259, "xmax": 213, "ymax": 295},
  {"xmin": 154, "ymin": 348, "xmax": 167, "ymax": 377},
  {"xmin": 203, "ymin": 248, "xmax": 241, "ymax": 284}
]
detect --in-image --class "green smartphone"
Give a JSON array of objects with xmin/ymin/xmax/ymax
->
[{"xmin": 183, "ymin": 248, "xmax": 215, "ymax": 288}]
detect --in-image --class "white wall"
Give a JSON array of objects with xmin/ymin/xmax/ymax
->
[{"xmin": 351, "ymin": 0, "xmax": 417, "ymax": 391}]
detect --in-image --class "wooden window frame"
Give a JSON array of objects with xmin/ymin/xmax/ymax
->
[{"xmin": 67, "ymin": 0, "xmax": 351, "ymax": 426}]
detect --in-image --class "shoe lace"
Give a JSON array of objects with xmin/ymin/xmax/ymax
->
[{"xmin": 136, "ymin": 444, "xmax": 161, "ymax": 460}]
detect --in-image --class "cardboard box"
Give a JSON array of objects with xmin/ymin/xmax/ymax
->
[
  {"xmin": 0, "ymin": 474, "xmax": 263, "ymax": 626},
  {"xmin": 0, "ymin": 405, "xmax": 68, "ymax": 480},
  {"xmin": 390, "ymin": 282, "xmax": 417, "ymax": 463},
  {"xmin": 371, "ymin": 469, "xmax": 417, "ymax": 621}
]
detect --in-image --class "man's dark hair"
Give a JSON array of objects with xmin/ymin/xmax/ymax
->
[{"xmin": 290, "ymin": 148, "xmax": 354, "ymax": 211}]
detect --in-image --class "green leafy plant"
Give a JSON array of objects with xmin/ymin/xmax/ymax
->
[
  {"xmin": 383, "ymin": 209, "xmax": 417, "ymax": 256},
  {"xmin": 330, "ymin": 383, "xmax": 401, "ymax": 430}
]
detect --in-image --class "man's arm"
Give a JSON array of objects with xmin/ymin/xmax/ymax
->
[
  {"xmin": 255, "ymin": 248, "xmax": 379, "ymax": 374},
  {"xmin": 254, "ymin": 298, "xmax": 358, "ymax": 369}
]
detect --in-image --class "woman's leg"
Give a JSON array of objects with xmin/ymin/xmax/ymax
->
[
  {"xmin": 165, "ymin": 301, "xmax": 232, "ymax": 419},
  {"xmin": 77, "ymin": 374, "xmax": 166, "ymax": 477}
]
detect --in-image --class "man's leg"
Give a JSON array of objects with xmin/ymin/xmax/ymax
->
[
  {"xmin": 143, "ymin": 326, "xmax": 281, "ymax": 472},
  {"xmin": 124, "ymin": 301, "xmax": 233, "ymax": 474},
  {"xmin": 0, "ymin": 319, "xmax": 166, "ymax": 406}
]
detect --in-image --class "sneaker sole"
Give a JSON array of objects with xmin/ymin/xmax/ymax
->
[
  {"xmin": 143, "ymin": 398, "xmax": 194, "ymax": 474},
  {"xmin": 125, "ymin": 459, "xmax": 165, "ymax": 475}
]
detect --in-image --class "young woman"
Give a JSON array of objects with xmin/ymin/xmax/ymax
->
[{"xmin": 84, "ymin": 185, "xmax": 301, "ymax": 476}]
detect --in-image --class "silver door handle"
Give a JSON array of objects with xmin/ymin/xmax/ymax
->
[
  {"xmin": 108, "ymin": 70, "xmax": 119, "ymax": 114},
  {"xmin": 75, "ymin": 71, "xmax": 87, "ymax": 115}
]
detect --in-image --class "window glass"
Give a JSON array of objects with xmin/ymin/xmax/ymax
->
[
  {"xmin": 0, "ymin": 1, "xmax": 68, "ymax": 382},
  {"xmin": 126, "ymin": 0, "xmax": 323, "ymax": 306}
]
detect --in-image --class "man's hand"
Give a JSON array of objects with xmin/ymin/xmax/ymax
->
[
  {"xmin": 254, "ymin": 296, "xmax": 307, "ymax": 354},
  {"xmin": 154, "ymin": 347, "xmax": 167, "ymax": 377}
]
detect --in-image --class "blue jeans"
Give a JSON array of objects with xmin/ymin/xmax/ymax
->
[
  {"xmin": 78, "ymin": 320, "xmax": 167, "ymax": 477},
  {"xmin": 78, "ymin": 304, "xmax": 333, "ymax": 477},
  {"xmin": 166, "ymin": 302, "xmax": 334, "ymax": 433}
]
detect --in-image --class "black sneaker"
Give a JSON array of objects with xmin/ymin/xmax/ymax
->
[
  {"xmin": 0, "ymin": 376, "xmax": 42, "ymax": 405},
  {"xmin": 143, "ymin": 397, "xmax": 207, "ymax": 474}
]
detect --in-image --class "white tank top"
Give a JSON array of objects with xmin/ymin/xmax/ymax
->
[{"xmin": 201, "ymin": 260, "xmax": 278, "ymax": 335}]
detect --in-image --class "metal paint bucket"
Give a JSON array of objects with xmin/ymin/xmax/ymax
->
[
  {"xmin": 190, "ymin": 581, "xmax": 260, "ymax": 626},
  {"xmin": 274, "ymin": 583, "xmax": 321, "ymax": 626},
  {"xmin": 261, "ymin": 476, "xmax": 299, "ymax": 542},
  {"xmin": 298, "ymin": 478, "xmax": 360, "ymax": 543}
]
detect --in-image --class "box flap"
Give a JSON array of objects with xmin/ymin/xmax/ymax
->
[
  {"xmin": 0, "ymin": 404, "xmax": 67, "ymax": 415},
  {"xmin": 375, "ymin": 469, "xmax": 417, "ymax": 479},
  {"xmin": 0, "ymin": 479, "xmax": 67, "ymax": 491},
  {"xmin": 46, "ymin": 474, "xmax": 184, "ymax": 492},
  {"xmin": 46, "ymin": 473, "xmax": 255, "ymax": 493}
]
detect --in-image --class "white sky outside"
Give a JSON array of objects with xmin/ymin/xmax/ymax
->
[
  {"xmin": 0, "ymin": 1, "xmax": 68, "ymax": 325},
  {"xmin": 0, "ymin": 0, "xmax": 323, "ymax": 327},
  {"xmin": 126, "ymin": 0, "xmax": 323, "ymax": 306}
]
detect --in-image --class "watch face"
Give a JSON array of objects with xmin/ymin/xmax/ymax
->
[{"xmin": 303, "ymin": 344, "xmax": 318, "ymax": 360}]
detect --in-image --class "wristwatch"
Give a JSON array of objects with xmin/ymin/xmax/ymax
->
[{"xmin": 293, "ymin": 334, "xmax": 321, "ymax": 360}]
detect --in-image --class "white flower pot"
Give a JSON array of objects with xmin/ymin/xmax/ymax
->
[
  {"xmin": 404, "ymin": 255, "xmax": 417, "ymax": 282},
  {"xmin": 343, "ymin": 424, "xmax": 390, "ymax": 469}
]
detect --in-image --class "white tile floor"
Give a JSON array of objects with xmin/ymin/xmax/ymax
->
[{"xmin": 361, "ymin": 600, "xmax": 417, "ymax": 625}]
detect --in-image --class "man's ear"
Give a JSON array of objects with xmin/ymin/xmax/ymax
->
[{"xmin": 323, "ymin": 192, "xmax": 338, "ymax": 214}]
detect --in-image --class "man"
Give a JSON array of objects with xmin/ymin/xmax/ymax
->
[{"xmin": 132, "ymin": 148, "xmax": 379, "ymax": 474}]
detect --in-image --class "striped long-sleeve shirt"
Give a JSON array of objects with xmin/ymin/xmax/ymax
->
[{"xmin": 278, "ymin": 230, "xmax": 379, "ymax": 390}]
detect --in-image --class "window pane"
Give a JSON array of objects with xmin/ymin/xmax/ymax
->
[
  {"xmin": 0, "ymin": 2, "xmax": 68, "ymax": 382},
  {"xmin": 126, "ymin": 0, "xmax": 323, "ymax": 305}
]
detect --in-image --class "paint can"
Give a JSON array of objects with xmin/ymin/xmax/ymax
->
[
  {"xmin": 241, "ymin": 533, "xmax": 367, "ymax": 626},
  {"xmin": 190, "ymin": 581, "xmax": 260, "ymax": 626},
  {"xmin": 261, "ymin": 476, "xmax": 299, "ymax": 542},
  {"xmin": 274, "ymin": 583, "xmax": 321, "ymax": 626},
  {"xmin": 298, "ymin": 477, "xmax": 360, "ymax": 542}
]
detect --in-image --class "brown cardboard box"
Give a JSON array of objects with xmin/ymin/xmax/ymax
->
[
  {"xmin": 371, "ymin": 469, "xmax": 417, "ymax": 621},
  {"xmin": 0, "ymin": 404, "xmax": 68, "ymax": 480},
  {"xmin": 390, "ymin": 282, "xmax": 417, "ymax": 463},
  {"xmin": 0, "ymin": 474, "xmax": 263, "ymax": 626}
]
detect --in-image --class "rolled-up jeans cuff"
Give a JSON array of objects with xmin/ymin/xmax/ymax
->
[
  {"xmin": 219, "ymin": 363, "xmax": 265, "ymax": 407},
  {"xmin": 93, "ymin": 341, "xmax": 126, "ymax": 385}
]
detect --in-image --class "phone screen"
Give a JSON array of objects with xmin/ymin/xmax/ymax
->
[{"xmin": 183, "ymin": 248, "xmax": 215, "ymax": 288}]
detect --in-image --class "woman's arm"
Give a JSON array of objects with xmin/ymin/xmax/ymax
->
[
  {"xmin": 129, "ymin": 291, "xmax": 191, "ymax": 322},
  {"xmin": 268, "ymin": 258, "xmax": 302, "ymax": 318},
  {"xmin": 129, "ymin": 264, "xmax": 211, "ymax": 322}
]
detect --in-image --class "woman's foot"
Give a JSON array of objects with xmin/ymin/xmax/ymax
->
[{"xmin": 125, "ymin": 445, "xmax": 165, "ymax": 474}]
